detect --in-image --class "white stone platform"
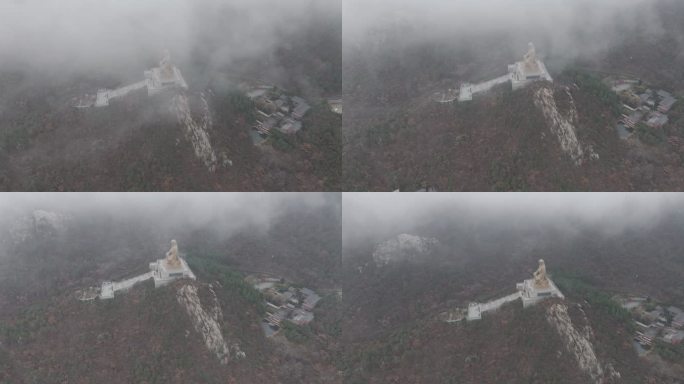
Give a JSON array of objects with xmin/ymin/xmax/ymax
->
[
  {"xmin": 99, "ymin": 257, "xmax": 195, "ymax": 299},
  {"xmin": 467, "ymin": 292, "xmax": 522, "ymax": 321},
  {"xmin": 458, "ymin": 43, "xmax": 552, "ymax": 102},
  {"xmin": 145, "ymin": 66, "xmax": 188, "ymax": 96},
  {"xmin": 90, "ymin": 52, "xmax": 188, "ymax": 108},
  {"xmin": 459, "ymin": 75, "xmax": 512, "ymax": 102},
  {"xmin": 464, "ymin": 260, "xmax": 564, "ymax": 321},
  {"xmin": 95, "ymin": 81, "xmax": 148, "ymax": 107},
  {"xmin": 467, "ymin": 302, "xmax": 482, "ymax": 320},
  {"xmin": 100, "ymin": 271, "xmax": 154, "ymax": 299},
  {"xmin": 509, "ymin": 60, "xmax": 552, "ymax": 91},
  {"xmin": 149, "ymin": 257, "xmax": 196, "ymax": 288},
  {"xmin": 517, "ymin": 277, "xmax": 564, "ymax": 308}
]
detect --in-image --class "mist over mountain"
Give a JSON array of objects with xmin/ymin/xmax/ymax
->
[
  {"xmin": 343, "ymin": 193, "xmax": 682, "ymax": 247},
  {"xmin": 342, "ymin": 0, "xmax": 684, "ymax": 192},
  {"xmin": 0, "ymin": 193, "xmax": 342, "ymax": 383},
  {"xmin": 342, "ymin": 194, "xmax": 684, "ymax": 301},
  {"xmin": 343, "ymin": 0, "xmax": 676, "ymax": 95},
  {"xmin": 1, "ymin": 0, "xmax": 339, "ymax": 87},
  {"xmin": 0, "ymin": 0, "xmax": 342, "ymax": 191},
  {"xmin": 341, "ymin": 193, "xmax": 684, "ymax": 383},
  {"xmin": 0, "ymin": 193, "xmax": 340, "ymax": 310}
]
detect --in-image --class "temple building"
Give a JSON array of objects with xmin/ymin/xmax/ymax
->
[
  {"xmin": 459, "ymin": 43, "xmax": 553, "ymax": 102},
  {"xmin": 99, "ymin": 239, "xmax": 196, "ymax": 299}
]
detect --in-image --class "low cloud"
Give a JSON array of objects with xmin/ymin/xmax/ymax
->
[
  {"xmin": 0, "ymin": 0, "xmax": 339, "ymax": 79},
  {"xmin": 343, "ymin": 193, "xmax": 684, "ymax": 247},
  {"xmin": 343, "ymin": 0, "xmax": 665, "ymax": 70}
]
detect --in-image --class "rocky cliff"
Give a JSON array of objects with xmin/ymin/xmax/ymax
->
[
  {"xmin": 546, "ymin": 302, "xmax": 621, "ymax": 384},
  {"xmin": 372, "ymin": 234, "xmax": 439, "ymax": 266},
  {"xmin": 177, "ymin": 283, "xmax": 245, "ymax": 364}
]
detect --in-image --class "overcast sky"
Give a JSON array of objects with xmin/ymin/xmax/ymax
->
[
  {"xmin": 0, "ymin": 0, "xmax": 338, "ymax": 77},
  {"xmin": 343, "ymin": 193, "xmax": 684, "ymax": 245},
  {"xmin": 3, "ymin": 192, "xmax": 671, "ymax": 243},
  {"xmin": 0, "ymin": 192, "xmax": 337, "ymax": 237},
  {"xmin": 343, "ymin": 0, "xmax": 665, "ymax": 67},
  {"xmin": 0, "ymin": 0, "xmax": 667, "ymax": 79}
]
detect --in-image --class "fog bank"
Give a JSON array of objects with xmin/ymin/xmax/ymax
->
[
  {"xmin": 0, "ymin": 0, "xmax": 339, "ymax": 79},
  {"xmin": 343, "ymin": 193, "xmax": 684, "ymax": 246}
]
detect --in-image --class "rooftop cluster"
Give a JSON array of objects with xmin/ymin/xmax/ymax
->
[
  {"xmin": 611, "ymin": 79, "xmax": 678, "ymax": 139},
  {"xmin": 620, "ymin": 296, "xmax": 684, "ymax": 352},
  {"xmin": 244, "ymin": 85, "xmax": 311, "ymax": 144},
  {"xmin": 246, "ymin": 275, "xmax": 321, "ymax": 337}
]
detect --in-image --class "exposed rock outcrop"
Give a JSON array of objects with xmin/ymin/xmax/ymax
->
[
  {"xmin": 5, "ymin": 210, "xmax": 69, "ymax": 244},
  {"xmin": 546, "ymin": 303, "xmax": 620, "ymax": 384},
  {"xmin": 372, "ymin": 234, "xmax": 439, "ymax": 267},
  {"xmin": 176, "ymin": 284, "xmax": 245, "ymax": 364},
  {"xmin": 171, "ymin": 93, "xmax": 220, "ymax": 172},
  {"xmin": 534, "ymin": 86, "xmax": 598, "ymax": 165}
]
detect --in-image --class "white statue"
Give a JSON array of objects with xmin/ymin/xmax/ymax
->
[
  {"xmin": 533, "ymin": 259, "xmax": 549, "ymax": 288},
  {"xmin": 524, "ymin": 42, "xmax": 537, "ymax": 65},
  {"xmin": 524, "ymin": 42, "xmax": 537, "ymax": 63},
  {"xmin": 166, "ymin": 239, "xmax": 181, "ymax": 268},
  {"xmin": 160, "ymin": 49, "xmax": 174, "ymax": 77}
]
